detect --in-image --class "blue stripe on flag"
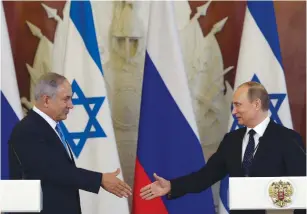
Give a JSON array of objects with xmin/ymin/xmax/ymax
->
[
  {"xmin": 1, "ymin": 92, "xmax": 20, "ymax": 179},
  {"xmin": 247, "ymin": 1, "xmax": 283, "ymax": 68},
  {"xmin": 70, "ymin": 0, "xmax": 103, "ymax": 74},
  {"xmin": 137, "ymin": 52, "xmax": 215, "ymax": 214}
]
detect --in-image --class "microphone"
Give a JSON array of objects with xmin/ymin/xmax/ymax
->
[
  {"xmin": 10, "ymin": 143, "xmax": 26, "ymax": 179},
  {"xmin": 252, "ymin": 136, "xmax": 262, "ymax": 156},
  {"xmin": 291, "ymin": 137, "xmax": 306, "ymax": 155}
]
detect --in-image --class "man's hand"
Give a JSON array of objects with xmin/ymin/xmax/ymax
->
[
  {"xmin": 140, "ymin": 173, "xmax": 171, "ymax": 200},
  {"xmin": 101, "ymin": 168, "xmax": 132, "ymax": 198}
]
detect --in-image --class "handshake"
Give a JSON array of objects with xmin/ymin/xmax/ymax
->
[{"xmin": 102, "ymin": 170, "xmax": 169, "ymax": 200}]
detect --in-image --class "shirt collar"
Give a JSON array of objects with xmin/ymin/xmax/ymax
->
[
  {"xmin": 245, "ymin": 115, "xmax": 270, "ymax": 137},
  {"xmin": 33, "ymin": 106, "xmax": 57, "ymax": 130}
]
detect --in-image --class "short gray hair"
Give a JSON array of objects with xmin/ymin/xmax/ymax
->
[
  {"xmin": 238, "ymin": 81, "xmax": 270, "ymax": 111},
  {"xmin": 34, "ymin": 73, "xmax": 67, "ymax": 101}
]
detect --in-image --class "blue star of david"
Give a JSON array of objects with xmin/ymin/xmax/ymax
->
[
  {"xmin": 230, "ymin": 74, "xmax": 286, "ymax": 131},
  {"xmin": 59, "ymin": 80, "xmax": 106, "ymax": 158}
]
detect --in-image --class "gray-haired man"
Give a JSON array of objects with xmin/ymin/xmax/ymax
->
[{"xmin": 9, "ymin": 72, "xmax": 131, "ymax": 214}]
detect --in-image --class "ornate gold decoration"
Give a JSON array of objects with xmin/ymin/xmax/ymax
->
[{"xmin": 269, "ymin": 180, "xmax": 294, "ymax": 208}]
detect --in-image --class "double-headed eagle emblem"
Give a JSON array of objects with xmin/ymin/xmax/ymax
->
[{"xmin": 269, "ymin": 180, "xmax": 294, "ymax": 208}]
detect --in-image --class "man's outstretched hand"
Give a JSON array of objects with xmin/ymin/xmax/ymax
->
[
  {"xmin": 140, "ymin": 173, "xmax": 171, "ymax": 200},
  {"xmin": 101, "ymin": 168, "xmax": 132, "ymax": 198}
]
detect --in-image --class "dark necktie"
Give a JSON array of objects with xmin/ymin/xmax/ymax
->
[{"xmin": 242, "ymin": 129, "xmax": 256, "ymax": 176}]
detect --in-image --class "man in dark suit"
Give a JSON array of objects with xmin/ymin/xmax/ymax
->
[
  {"xmin": 9, "ymin": 73, "xmax": 132, "ymax": 214},
  {"xmin": 140, "ymin": 81, "xmax": 306, "ymax": 214}
]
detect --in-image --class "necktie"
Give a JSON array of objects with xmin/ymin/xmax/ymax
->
[
  {"xmin": 242, "ymin": 129, "xmax": 256, "ymax": 176},
  {"xmin": 55, "ymin": 124, "xmax": 71, "ymax": 158}
]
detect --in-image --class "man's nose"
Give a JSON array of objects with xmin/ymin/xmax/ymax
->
[
  {"xmin": 232, "ymin": 107, "xmax": 237, "ymax": 115},
  {"xmin": 68, "ymin": 100, "xmax": 74, "ymax": 109}
]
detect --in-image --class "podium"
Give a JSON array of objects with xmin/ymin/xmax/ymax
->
[
  {"xmin": 229, "ymin": 177, "xmax": 307, "ymax": 214},
  {"xmin": 0, "ymin": 180, "xmax": 42, "ymax": 212}
]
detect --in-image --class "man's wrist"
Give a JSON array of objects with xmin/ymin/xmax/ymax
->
[
  {"xmin": 167, "ymin": 181, "xmax": 172, "ymax": 199},
  {"xmin": 100, "ymin": 173, "xmax": 104, "ymax": 187},
  {"xmin": 167, "ymin": 192, "xmax": 172, "ymax": 199}
]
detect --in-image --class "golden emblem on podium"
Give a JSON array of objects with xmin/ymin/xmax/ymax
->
[{"xmin": 269, "ymin": 180, "xmax": 294, "ymax": 208}]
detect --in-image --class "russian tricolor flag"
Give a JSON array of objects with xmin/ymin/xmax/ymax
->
[
  {"xmin": 1, "ymin": 4, "xmax": 23, "ymax": 179},
  {"xmin": 133, "ymin": 2, "xmax": 215, "ymax": 214}
]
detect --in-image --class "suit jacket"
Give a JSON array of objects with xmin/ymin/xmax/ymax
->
[
  {"xmin": 9, "ymin": 110, "xmax": 102, "ymax": 214},
  {"xmin": 169, "ymin": 120, "xmax": 306, "ymax": 214}
]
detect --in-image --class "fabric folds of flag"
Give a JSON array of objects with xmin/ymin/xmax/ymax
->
[
  {"xmin": 1, "ymin": 4, "xmax": 23, "ymax": 179},
  {"xmin": 133, "ymin": 2, "xmax": 215, "ymax": 214},
  {"xmin": 219, "ymin": 1, "xmax": 293, "ymax": 213},
  {"xmin": 60, "ymin": 1, "xmax": 129, "ymax": 213}
]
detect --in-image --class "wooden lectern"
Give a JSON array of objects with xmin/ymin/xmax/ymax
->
[{"xmin": 229, "ymin": 177, "xmax": 306, "ymax": 214}]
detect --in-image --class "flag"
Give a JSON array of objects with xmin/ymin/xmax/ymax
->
[
  {"xmin": 58, "ymin": 1, "xmax": 129, "ymax": 213},
  {"xmin": 1, "ymin": 4, "xmax": 24, "ymax": 179},
  {"xmin": 132, "ymin": 2, "xmax": 215, "ymax": 214},
  {"xmin": 218, "ymin": 1, "xmax": 293, "ymax": 213}
]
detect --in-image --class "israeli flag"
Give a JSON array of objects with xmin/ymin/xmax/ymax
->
[{"xmin": 58, "ymin": 1, "xmax": 129, "ymax": 213}]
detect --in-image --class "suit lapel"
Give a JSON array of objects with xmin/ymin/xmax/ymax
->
[
  {"xmin": 233, "ymin": 128, "xmax": 246, "ymax": 176},
  {"xmin": 66, "ymin": 142, "xmax": 76, "ymax": 164},
  {"xmin": 29, "ymin": 110, "xmax": 75, "ymax": 163},
  {"xmin": 250, "ymin": 120, "xmax": 275, "ymax": 174}
]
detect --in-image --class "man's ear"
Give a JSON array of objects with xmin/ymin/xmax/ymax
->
[
  {"xmin": 42, "ymin": 95, "xmax": 49, "ymax": 108},
  {"xmin": 254, "ymin": 98, "xmax": 261, "ymax": 110}
]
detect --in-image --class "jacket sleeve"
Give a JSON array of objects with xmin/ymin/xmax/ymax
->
[
  {"xmin": 169, "ymin": 134, "xmax": 229, "ymax": 199},
  {"xmin": 10, "ymin": 127, "xmax": 102, "ymax": 194}
]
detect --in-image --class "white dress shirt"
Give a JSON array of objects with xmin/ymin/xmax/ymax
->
[
  {"xmin": 241, "ymin": 116, "xmax": 270, "ymax": 162},
  {"xmin": 33, "ymin": 106, "xmax": 71, "ymax": 158}
]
